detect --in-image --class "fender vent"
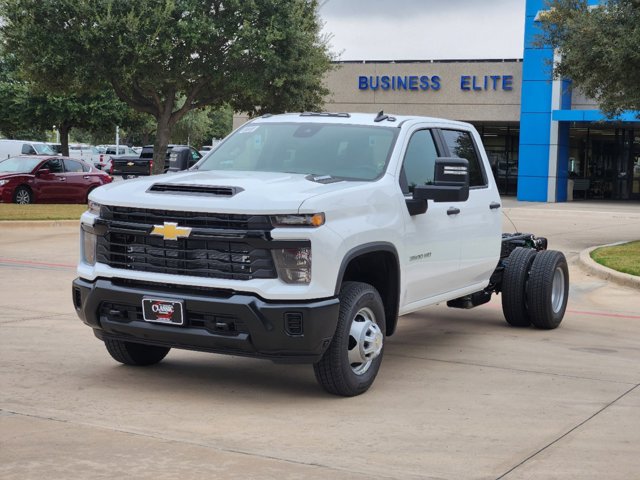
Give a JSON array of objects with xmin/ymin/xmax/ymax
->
[{"xmin": 148, "ymin": 183, "xmax": 243, "ymax": 197}]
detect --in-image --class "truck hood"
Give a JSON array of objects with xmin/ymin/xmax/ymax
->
[{"xmin": 90, "ymin": 170, "xmax": 364, "ymax": 214}]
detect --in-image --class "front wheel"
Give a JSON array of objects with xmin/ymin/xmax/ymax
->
[
  {"xmin": 104, "ymin": 339, "xmax": 170, "ymax": 366},
  {"xmin": 313, "ymin": 281, "xmax": 386, "ymax": 396},
  {"xmin": 14, "ymin": 186, "xmax": 33, "ymax": 204}
]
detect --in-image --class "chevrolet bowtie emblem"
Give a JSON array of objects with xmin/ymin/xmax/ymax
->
[
  {"xmin": 127, "ymin": 161, "xmax": 135, "ymax": 166},
  {"xmin": 150, "ymin": 222, "xmax": 192, "ymax": 241}
]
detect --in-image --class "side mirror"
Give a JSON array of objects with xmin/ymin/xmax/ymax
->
[
  {"xmin": 413, "ymin": 157, "xmax": 469, "ymax": 203},
  {"xmin": 36, "ymin": 168, "xmax": 51, "ymax": 177}
]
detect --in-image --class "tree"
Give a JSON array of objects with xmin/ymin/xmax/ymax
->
[
  {"xmin": 0, "ymin": 50, "xmax": 132, "ymax": 153},
  {"xmin": 0, "ymin": 0, "xmax": 332, "ymax": 173},
  {"xmin": 539, "ymin": 0, "xmax": 640, "ymax": 117}
]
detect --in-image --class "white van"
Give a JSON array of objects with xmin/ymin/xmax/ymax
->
[{"xmin": 0, "ymin": 140, "xmax": 56, "ymax": 160}]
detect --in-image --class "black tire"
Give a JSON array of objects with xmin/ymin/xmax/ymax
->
[
  {"xmin": 526, "ymin": 250, "xmax": 569, "ymax": 330},
  {"xmin": 501, "ymin": 247, "xmax": 537, "ymax": 327},
  {"xmin": 313, "ymin": 281, "xmax": 386, "ymax": 397},
  {"xmin": 104, "ymin": 339, "xmax": 170, "ymax": 366},
  {"xmin": 13, "ymin": 185, "xmax": 33, "ymax": 204}
]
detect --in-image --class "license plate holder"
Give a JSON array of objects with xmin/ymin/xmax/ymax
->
[{"xmin": 142, "ymin": 297, "xmax": 184, "ymax": 326}]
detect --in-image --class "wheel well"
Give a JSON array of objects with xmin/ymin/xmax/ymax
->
[{"xmin": 341, "ymin": 250, "xmax": 400, "ymax": 336}]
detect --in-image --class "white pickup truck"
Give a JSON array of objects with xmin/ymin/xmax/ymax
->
[{"xmin": 72, "ymin": 112, "xmax": 569, "ymax": 396}]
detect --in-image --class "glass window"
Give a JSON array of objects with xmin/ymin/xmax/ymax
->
[
  {"xmin": 198, "ymin": 123, "xmax": 399, "ymax": 181},
  {"xmin": 401, "ymin": 130, "xmax": 439, "ymax": 194},
  {"xmin": 21, "ymin": 144, "xmax": 36, "ymax": 155},
  {"xmin": 0, "ymin": 157, "xmax": 42, "ymax": 173},
  {"xmin": 34, "ymin": 143, "xmax": 55, "ymax": 155},
  {"xmin": 441, "ymin": 129, "xmax": 486, "ymax": 187},
  {"xmin": 43, "ymin": 158, "xmax": 63, "ymax": 173},
  {"xmin": 64, "ymin": 159, "xmax": 85, "ymax": 172}
]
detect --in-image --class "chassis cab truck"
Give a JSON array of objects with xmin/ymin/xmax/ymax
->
[{"xmin": 73, "ymin": 112, "xmax": 569, "ymax": 396}]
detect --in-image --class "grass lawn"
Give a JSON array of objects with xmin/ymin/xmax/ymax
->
[
  {"xmin": 0, "ymin": 204, "xmax": 86, "ymax": 221},
  {"xmin": 591, "ymin": 241, "xmax": 640, "ymax": 277}
]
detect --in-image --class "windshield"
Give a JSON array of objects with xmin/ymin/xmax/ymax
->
[
  {"xmin": 0, "ymin": 157, "xmax": 43, "ymax": 173},
  {"xmin": 197, "ymin": 122, "xmax": 399, "ymax": 181},
  {"xmin": 34, "ymin": 143, "xmax": 56, "ymax": 155}
]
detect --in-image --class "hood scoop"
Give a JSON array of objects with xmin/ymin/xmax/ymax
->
[{"xmin": 147, "ymin": 183, "xmax": 243, "ymax": 197}]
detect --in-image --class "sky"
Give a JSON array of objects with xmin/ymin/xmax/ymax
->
[{"xmin": 319, "ymin": 0, "xmax": 526, "ymax": 61}]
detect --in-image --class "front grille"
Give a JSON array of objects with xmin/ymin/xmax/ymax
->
[
  {"xmin": 96, "ymin": 206, "xmax": 279, "ymax": 280},
  {"xmin": 101, "ymin": 205, "xmax": 272, "ymax": 231},
  {"xmin": 97, "ymin": 233, "xmax": 277, "ymax": 280}
]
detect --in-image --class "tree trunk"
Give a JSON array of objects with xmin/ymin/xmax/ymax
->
[
  {"xmin": 59, "ymin": 123, "xmax": 71, "ymax": 157},
  {"xmin": 153, "ymin": 116, "xmax": 171, "ymax": 175}
]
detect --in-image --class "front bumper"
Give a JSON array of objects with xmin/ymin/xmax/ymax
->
[{"xmin": 72, "ymin": 277, "xmax": 340, "ymax": 363}]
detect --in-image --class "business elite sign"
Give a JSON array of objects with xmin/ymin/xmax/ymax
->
[{"xmin": 358, "ymin": 74, "xmax": 514, "ymax": 92}]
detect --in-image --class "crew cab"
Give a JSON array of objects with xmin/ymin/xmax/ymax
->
[{"xmin": 73, "ymin": 112, "xmax": 569, "ymax": 396}]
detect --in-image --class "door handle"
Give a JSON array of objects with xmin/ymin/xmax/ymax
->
[
  {"xmin": 489, "ymin": 202, "xmax": 501, "ymax": 210},
  {"xmin": 59, "ymin": 177, "xmax": 66, "ymax": 181},
  {"xmin": 83, "ymin": 176, "xmax": 91, "ymax": 179},
  {"xmin": 447, "ymin": 207, "xmax": 461, "ymax": 216}
]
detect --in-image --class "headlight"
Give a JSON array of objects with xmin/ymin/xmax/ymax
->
[
  {"xmin": 0, "ymin": 179, "xmax": 8, "ymax": 186},
  {"xmin": 272, "ymin": 247, "xmax": 312, "ymax": 284},
  {"xmin": 271, "ymin": 213, "xmax": 325, "ymax": 227},
  {"xmin": 82, "ymin": 230, "xmax": 97, "ymax": 266},
  {"xmin": 87, "ymin": 200, "xmax": 101, "ymax": 216}
]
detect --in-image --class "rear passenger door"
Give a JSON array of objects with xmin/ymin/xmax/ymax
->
[{"xmin": 439, "ymin": 129, "xmax": 502, "ymax": 288}]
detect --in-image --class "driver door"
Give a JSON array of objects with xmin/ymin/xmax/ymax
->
[{"xmin": 399, "ymin": 128, "xmax": 464, "ymax": 305}]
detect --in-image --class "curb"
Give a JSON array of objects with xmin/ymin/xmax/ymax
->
[
  {"xmin": 578, "ymin": 243, "xmax": 640, "ymax": 290},
  {"xmin": 0, "ymin": 219, "xmax": 80, "ymax": 228}
]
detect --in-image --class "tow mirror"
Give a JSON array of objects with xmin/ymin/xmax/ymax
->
[{"xmin": 413, "ymin": 157, "xmax": 469, "ymax": 203}]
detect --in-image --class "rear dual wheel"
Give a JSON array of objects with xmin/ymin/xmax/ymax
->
[{"xmin": 501, "ymin": 248, "xmax": 569, "ymax": 330}]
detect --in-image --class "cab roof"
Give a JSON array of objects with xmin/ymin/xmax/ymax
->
[{"xmin": 251, "ymin": 112, "xmax": 474, "ymax": 130}]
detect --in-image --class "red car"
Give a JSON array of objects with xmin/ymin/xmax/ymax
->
[{"xmin": 0, "ymin": 155, "xmax": 113, "ymax": 204}]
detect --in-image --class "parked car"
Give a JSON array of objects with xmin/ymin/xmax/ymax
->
[
  {"xmin": 0, "ymin": 140, "xmax": 56, "ymax": 160},
  {"xmin": 0, "ymin": 155, "xmax": 112, "ymax": 204}
]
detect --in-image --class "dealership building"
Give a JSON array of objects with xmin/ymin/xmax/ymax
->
[{"xmin": 236, "ymin": 0, "xmax": 640, "ymax": 202}]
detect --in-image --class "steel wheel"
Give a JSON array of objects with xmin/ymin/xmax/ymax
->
[
  {"xmin": 551, "ymin": 267, "xmax": 566, "ymax": 313},
  {"xmin": 313, "ymin": 282, "xmax": 386, "ymax": 396},
  {"xmin": 348, "ymin": 307, "xmax": 383, "ymax": 375}
]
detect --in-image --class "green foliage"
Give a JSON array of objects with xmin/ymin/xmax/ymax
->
[
  {"xmin": 539, "ymin": 0, "xmax": 640, "ymax": 116},
  {"xmin": 0, "ymin": 0, "xmax": 332, "ymax": 172}
]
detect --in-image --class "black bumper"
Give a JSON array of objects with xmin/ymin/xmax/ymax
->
[{"xmin": 72, "ymin": 278, "xmax": 340, "ymax": 363}]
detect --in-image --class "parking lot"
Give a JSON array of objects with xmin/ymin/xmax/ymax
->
[{"xmin": 1, "ymin": 200, "xmax": 640, "ymax": 479}]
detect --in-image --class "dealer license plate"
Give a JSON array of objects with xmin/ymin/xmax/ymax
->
[{"xmin": 142, "ymin": 298, "xmax": 184, "ymax": 326}]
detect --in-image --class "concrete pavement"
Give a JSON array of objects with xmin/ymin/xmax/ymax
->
[{"xmin": 1, "ymin": 200, "xmax": 639, "ymax": 479}]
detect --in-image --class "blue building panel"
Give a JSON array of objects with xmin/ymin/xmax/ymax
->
[
  {"xmin": 519, "ymin": 113, "xmax": 551, "ymax": 146},
  {"xmin": 518, "ymin": 176, "xmax": 549, "ymax": 202},
  {"xmin": 552, "ymin": 109, "xmax": 640, "ymax": 122},
  {"xmin": 521, "ymin": 81, "xmax": 553, "ymax": 113},
  {"xmin": 522, "ymin": 49, "xmax": 554, "ymax": 81},
  {"xmin": 518, "ymin": 144, "xmax": 550, "ymax": 178},
  {"xmin": 525, "ymin": 0, "xmax": 547, "ymax": 17}
]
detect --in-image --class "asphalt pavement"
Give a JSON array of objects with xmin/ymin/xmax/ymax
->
[{"xmin": 1, "ymin": 199, "xmax": 639, "ymax": 480}]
